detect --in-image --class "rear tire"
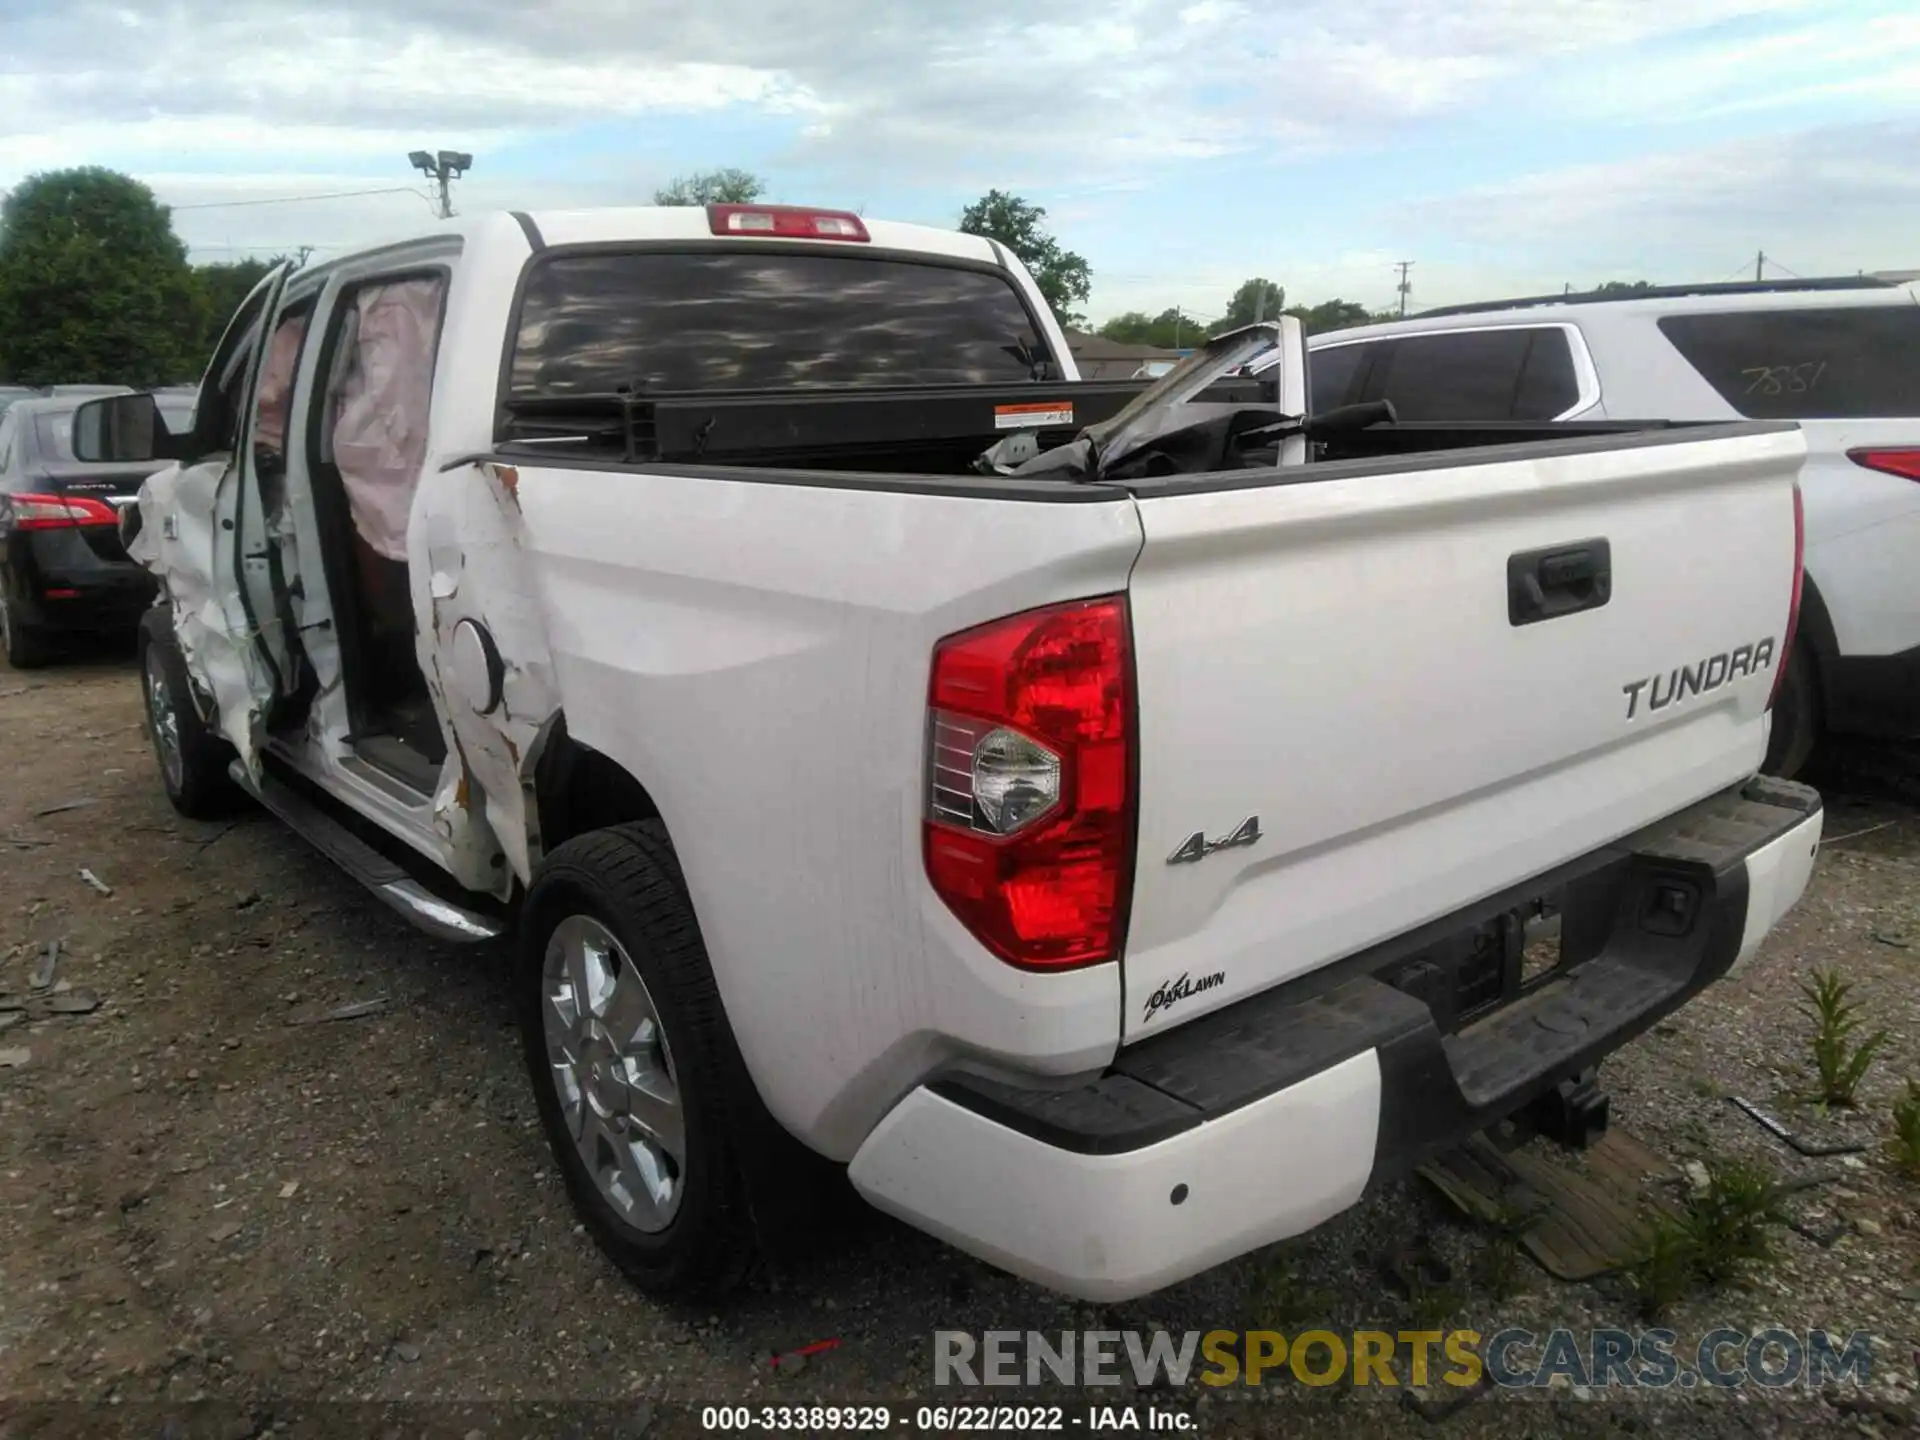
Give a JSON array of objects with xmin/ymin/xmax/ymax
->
[
  {"xmin": 138, "ymin": 610, "xmax": 242, "ymax": 818},
  {"xmin": 519, "ymin": 822, "xmax": 763, "ymax": 1297},
  {"xmin": 1762, "ymin": 645, "xmax": 1820, "ymax": 779},
  {"xmin": 0, "ymin": 583, "xmax": 52, "ymax": 669}
]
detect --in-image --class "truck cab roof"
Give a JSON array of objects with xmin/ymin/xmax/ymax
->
[{"xmin": 314, "ymin": 205, "xmax": 1014, "ymax": 280}]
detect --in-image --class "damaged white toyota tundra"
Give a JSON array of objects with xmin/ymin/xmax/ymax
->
[{"xmin": 74, "ymin": 204, "xmax": 1824, "ymax": 1302}]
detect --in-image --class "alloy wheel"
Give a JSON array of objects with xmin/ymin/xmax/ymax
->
[
  {"xmin": 541, "ymin": 914, "xmax": 685, "ymax": 1232},
  {"xmin": 144, "ymin": 645, "xmax": 185, "ymax": 794}
]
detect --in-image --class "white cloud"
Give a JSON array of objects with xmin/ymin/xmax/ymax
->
[
  {"xmin": 1399, "ymin": 117, "xmax": 1920, "ymax": 291},
  {"xmin": 0, "ymin": 0, "xmax": 1835, "ymax": 189},
  {"xmin": 1534, "ymin": 9, "xmax": 1920, "ymax": 123},
  {"xmin": 153, "ymin": 170, "xmax": 628, "ymax": 263},
  {"xmin": 3, "ymin": 0, "xmax": 1911, "ymax": 313}
]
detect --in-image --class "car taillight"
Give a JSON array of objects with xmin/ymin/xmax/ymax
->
[
  {"xmin": 924, "ymin": 595, "xmax": 1135, "ymax": 970},
  {"xmin": 706, "ymin": 204, "xmax": 870, "ymax": 242},
  {"xmin": 5, "ymin": 492, "xmax": 119, "ymax": 530},
  {"xmin": 1769, "ymin": 483, "xmax": 1804, "ymax": 711},
  {"xmin": 1847, "ymin": 447, "xmax": 1920, "ymax": 480}
]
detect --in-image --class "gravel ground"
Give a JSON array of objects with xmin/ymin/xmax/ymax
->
[{"xmin": 2, "ymin": 648, "xmax": 1918, "ymax": 1439}]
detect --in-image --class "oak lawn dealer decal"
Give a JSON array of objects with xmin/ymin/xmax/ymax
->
[{"xmin": 1142, "ymin": 971, "xmax": 1225, "ymax": 1024}]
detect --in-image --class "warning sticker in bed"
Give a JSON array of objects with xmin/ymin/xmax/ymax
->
[{"xmin": 994, "ymin": 401, "xmax": 1075, "ymax": 430}]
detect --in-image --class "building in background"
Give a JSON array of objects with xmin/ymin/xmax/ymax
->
[{"xmin": 1064, "ymin": 330, "xmax": 1186, "ymax": 380}]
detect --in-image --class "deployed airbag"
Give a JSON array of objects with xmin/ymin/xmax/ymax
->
[{"xmin": 331, "ymin": 278, "xmax": 444, "ymax": 561}]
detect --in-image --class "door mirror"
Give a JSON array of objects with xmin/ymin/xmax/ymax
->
[{"xmin": 71, "ymin": 392, "xmax": 181, "ymax": 464}]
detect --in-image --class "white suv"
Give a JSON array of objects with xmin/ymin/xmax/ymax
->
[{"xmin": 1291, "ymin": 279, "xmax": 1920, "ymax": 776}]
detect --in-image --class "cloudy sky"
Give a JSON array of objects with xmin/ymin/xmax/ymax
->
[{"xmin": 3, "ymin": 0, "xmax": 1917, "ymax": 321}]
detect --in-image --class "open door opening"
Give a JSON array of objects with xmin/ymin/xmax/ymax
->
[{"xmin": 306, "ymin": 273, "xmax": 449, "ymax": 792}]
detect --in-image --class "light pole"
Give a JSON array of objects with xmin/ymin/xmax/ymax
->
[{"xmin": 408, "ymin": 150, "xmax": 473, "ymax": 220}]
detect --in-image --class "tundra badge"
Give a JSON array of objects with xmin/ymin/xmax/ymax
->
[{"xmin": 1623, "ymin": 636, "xmax": 1776, "ymax": 719}]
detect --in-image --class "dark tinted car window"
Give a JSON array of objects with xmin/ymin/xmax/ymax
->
[
  {"xmin": 34, "ymin": 410, "xmax": 76, "ymax": 463},
  {"xmin": 508, "ymin": 251, "xmax": 1052, "ymax": 397},
  {"xmin": 1510, "ymin": 329, "xmax": 1581, "ymax": 419},
  {"xmin": 1657, "ymin": 306, "xmax": 1920, "ymax": 418},
  {"xmin": 1309, "ymin": 343, "xmax": 1369, "ymax": 409},
  {"xmin": 1370, "ymin": 328, "xmax": 1580, "ymax": 421}
]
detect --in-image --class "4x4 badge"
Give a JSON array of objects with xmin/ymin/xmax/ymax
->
[{"xmin": 1167, "ymin": 815, "xmax": 1262, "ymax": 865}]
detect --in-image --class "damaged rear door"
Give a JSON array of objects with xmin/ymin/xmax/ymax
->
[{"xmin": 143, "ymin": 262, "xmax": 299, "ymax": 771}]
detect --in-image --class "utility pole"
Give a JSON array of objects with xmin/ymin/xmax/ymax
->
[
  {"xmin": 407, "ymin": 150, "xmax": 474, "ymax": 219},
  {"xmin": 1395, "ymin": 260, "xmax": 1415, "ymax": 317},
  {"xmin": 1755, "ymin": 250, "xmax": 1766, "ymax": 283}
]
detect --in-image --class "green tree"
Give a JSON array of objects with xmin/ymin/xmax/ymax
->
[
  {"xmin": 189, "ymin": 257, "xmax": 280, "ymax": 362},
  {"xmin": 1591, "ymin": 279, "xmax": 1655, "ymax": 295},
  {"xmin": 1285, "ymin": 298, "xmax": 1373, "ymax": 335},
  {"xmin": 958, "ymin": 189, "xmax": 1092, "ymax": 325},
  {"xmin": 1098, "ymin": 311, "xmax": 1153, "ymax": 344},
  {"xmin": 1097, "ymin": 307, "xmax": 1191, "ymax": 350},
  {"xmin": 0, "ymin": 167, "xmax": 201, "ymax": 386},
  {"xmin": 1208, "ymin": 277, "xmax": 1284, "ymax": 335},
  {"xmin": 653, "ymin": 168, "xmax": 766, "ymax": 206},
  {"xmin": 1107, "ymin": 291, "xmax": 1378, "ymax": 347}
]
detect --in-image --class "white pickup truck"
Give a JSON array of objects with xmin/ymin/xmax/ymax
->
[{"xmin": 74, "ymin": 204, "xmax": 1823, "ymax": 1303}]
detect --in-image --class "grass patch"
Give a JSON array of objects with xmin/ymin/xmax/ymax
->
[
  {"xmin": 1623, "ymin": 1212, "xmax": 1699, "ymax": 1320},
  {"xmin": 1406, "ymin": 1275, "xmax": 1463, "ymax": 1329},
  {"xmin": 1686, "ymin": 1161, "xmax": 1789, "ymax": 1283},
  {"xmin": 1800, "ymin": 969, "xmax": 1887, "ymax": 1108},
  {"xmin": 1887, "ymin": 1080, "xmax": 1920, "ymax": 1180},
  {"xmin": 1248, "ymin": 1242, "xmax": 1337, "ymax": 1330},
  {"xmin": 1472, "ymin": 1198, "xmax": 1541, "ymax": 1303},
  {"xmin": 1622, "ymin": 1159, "xmax": 1790, "ymax": 1320}
]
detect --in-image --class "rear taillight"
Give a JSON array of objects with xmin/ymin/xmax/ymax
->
[
  {"xmin": 924, "ymin": 595, "xmax": 1135, "ymax": 970},
  {"xmin": 1769, "ymin": 483, "xmax": 1805, "ymax": 711},
  {"xmin": 706, "ymin": 204, "xmax": 870, "ymax": 242},
  {"xmin": 4, "ymin": 492, "xmax": 119, "ymax": 530},
  {"xmin": 1847, "ymin": 447, "xmax": 1920, "ymax": 480}
]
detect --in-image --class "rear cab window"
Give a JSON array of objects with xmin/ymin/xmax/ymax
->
[
  {"xmin": 1657, "ymin": 306, "xmax": 1920, "ymax": 418},
  {"xmin": 504, "ymin": 249, "xmax": 1054, "ymax": 408}
]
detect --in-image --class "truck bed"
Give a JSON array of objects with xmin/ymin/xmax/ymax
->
[
  {"xmin": 495, "ymin": 375, "xmax": 1724, "ymax": 478},
  {"xmin": 489, "ymin": 409, "xmax": 1804, "ymax": 1150}
]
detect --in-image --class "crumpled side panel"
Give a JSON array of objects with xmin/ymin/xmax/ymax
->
[
  {"xmin": 332, "ymin": 279, "xmax": 444, "ymax": 563},
  {"xmin": 128, "ymin": 459, "xmax": 275, "ymax": 771},
  {"xmin": 414, "ymin": 460, "xmax": 559, "ymax": 892}
]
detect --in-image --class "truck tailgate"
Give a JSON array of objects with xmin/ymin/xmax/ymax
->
[{"xmin": 1121, "ymin": 424, "xmax": 1806, "ymax": 1041}]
